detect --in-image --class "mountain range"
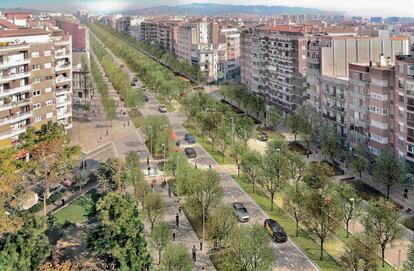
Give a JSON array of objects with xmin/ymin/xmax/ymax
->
[{"xmin": 123, "ymin": 3, "xmax": 333, "ymax": 16}]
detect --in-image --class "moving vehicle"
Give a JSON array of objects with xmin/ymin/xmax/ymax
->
[
  {"xmin": 158, "ymin": 105, "xmax": 168, "ymax": 113},
  {"xmin": 264, "ymin": 219, "xmax": 287, "ymax": 243},
  {"xmin": 184, "ymin": 147, "xmax": 197, "ymax": 158},
  {"xmin": 232, "ymin": 202, "xmax": 250, "ymax": 222},
  {"xmin": 256, "ymin": 132, "xmax": 269, "ymax": 142},
  {"xmin": 184, "ymin": 134, "xmax": 196, "ymax": 144}
]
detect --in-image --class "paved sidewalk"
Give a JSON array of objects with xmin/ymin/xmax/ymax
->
[{"xmin": 145, "ymin": 176, "xmax": 215, "ymax": 270}]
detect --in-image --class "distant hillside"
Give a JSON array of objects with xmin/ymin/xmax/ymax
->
[
  {"xmin": 0, "ymin": 7, "xmax": 45, "ymax": 15},
  {"xmin": 124, "ymin": 3, "xmax": 332, "ymax": 16}
]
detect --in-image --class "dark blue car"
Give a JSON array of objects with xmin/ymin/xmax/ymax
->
[{"xmin": 184, "ymin": 134, "xmax": 196, "ymax": 144}]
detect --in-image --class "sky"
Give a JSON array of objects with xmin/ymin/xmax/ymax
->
[{"xmin": 1, "ymin": 0, "xmax": 414, "ymax": 17}]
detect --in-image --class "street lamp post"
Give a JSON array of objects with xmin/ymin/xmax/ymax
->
[
  {"xmin": 162, "ymin": 143, "xmax": 166, "ymax": 182},
  {"xmin": 201, "ymin": 191, "xmax": 207, "ymax": 251},
  {"xmin": 149, "ymin": 126, "xmax": 153, "ymax": 156},
  {"xmin": 230, "ymin": 117, "xmax": 235, "ymax": 143},
  {"xmin": 349, "ymin": 197, "xmax": 355, "ymax": 233}
]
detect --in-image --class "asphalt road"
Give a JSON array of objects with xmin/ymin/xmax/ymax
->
[{"xmin": 93, "ymin": 32, "xmax": 319, "ymax": 271}]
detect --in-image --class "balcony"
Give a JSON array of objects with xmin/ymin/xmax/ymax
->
[
  {"xmin": 57, "ymin": 110, "xmax": 72, "ymax": 119},
  {"xmin": 55, "ymin": 76, "xmax": 71, "ymax": 84},
  {"xmin": 0, "ymin": 85, "xmax": 31, "ymax": 98},
  {"xmin": 0, "ymin": 43, "xmax": 30, "ymax": 52},
  {"xmin": 0, "ymin": 98, "xmax": 30, "ymax": 110},
  {"xmin": 55, "ymin": 63, "xmax": 71, "ymax": 72},
  {"xmin": 407, "ymin": 105, "xmax": 414, "ymax": 112},
  {"xmin": 56, "ymin": 88, "xmax": 70, "ymax": 95},
  {"xmin": 0, "ymin": 126, "xmax": 28, "ymax": 140},
  {"xmin": 0, "ymin": 111, "xmax": 31, "ymax": 125},
  {"xmin": 0, "ymin": 71, "xmax": 30, "ymax": 84},
  {"xmin": 0, "ymin": 58, "xmax": 30, "ymax": 70},
  {"xmin": 55, "ymin": 52, "xmax": 70, "ymax": 59},
  {"xmin": 323, "ymin": 113, "xmax": 336, "ymax": 122}
]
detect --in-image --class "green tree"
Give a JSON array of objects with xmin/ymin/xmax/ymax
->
[
  {"xmin": 287, "ymin": 112, "xmax": 306, "ymax": 142},
  {"xmin": 185, "ymin": 169, "xmax": 224, "ymax": 220},
  {"xmin": 303, "ymin": 162, "xmax": 334, "ymax": 192},
  {"xmin": 142, "ymin": 193, "xmax": 164, "ymax": 232},
  {"xmin": 336, "ymin": 183, "xmax": 361, "ymax": 238},
  {"xmin": 349, "ymin": 147, "xmax": 369, "ymax": 182},
  {"xmin": 283, "ymin": 189, "xmax": 306, "ymax": 237},
  {"xmin": 86, "ymin": 193, "xmax": 151, "ymax": 270},
  {"xmin": 226, "ymin": 224, "xmax": 274, "ymax": 271},
  {"xmin": 404, "ymin": 243, "xmax": 414, "ymax": 271},
  {"xmin": 152, "ymin": 222, "xmax": 171, "ymax": 265},
  {"xmin": 303, "ymin": 188, "xmax": 343, "ymax": 261},
  {"xmin": 260, "ymin": 145, "xmax": 289, "ymax": 211},
  {"xmin": 217, "ymin": 120, "xmax": 231, "ymax": 162},
  {"xmin": 164, "ymin": 152, "xmax": 190, "ymax": 179},
  {"xmin": 92, "ymin": 158, "xmax": 124, "ymax": 194},
  {"xmin": 340, "ymin": 234, "xmax": 379, "ymax": 271},
  {"xmin": 241, "ymin": 150, "xmax": 261, "ymax": 193},
  {"xmin": 125, "ymin": 88, "xmax": 144, "ymax": 113},
  {"xmin": 363, "ymin": 198, "xmax": 403, "ymax": 267},
  {"xmin": 373, "ymin": 150, "xmax": 406, "ymax": 199},
  {"xmin": 266, "ymin": 107, "xmax": 283, "ymax": 129},
  {"xmin": 232, "ymin": 142, "xmax": 246, "ymax": 178},
  {"xmin": 105, "ymin": 98, "xmax": 117, "ymax": 126},
  {"xmin": 162, "ymin": 243, "xmax": 192, "ymax": 271},
  {"xmin": 0, "ymin": 215, "xmax": 50, "ymax": 271},
  {"xmin": 207, "ymin": 205, "xmax": 237, "ymax": 248},
  {"xmin": 142, "ymin": 115, "xmax": 171, "ymax": 156},
  {"xmin": 235, "ymin": 116, "xmax": 255, "ymax": 146},
  {"xmin": 287, "ymin": 151, "xmax": 306, "ymax": 193},
  {"xmin": 320, "ymin": 125, "xmax": 341, "ymax": 164}
]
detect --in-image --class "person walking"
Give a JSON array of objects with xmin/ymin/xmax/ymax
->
[
  {"xmin": 172, "ymin": 227, "xmax": 176, "ymax": 241},
  {"xmin": 106, "ymin": 130, "xmax": 109, "ymax": 136},
  {"xmin": 168, "ymin": 186, "xmax": 172, "ymax": 198},
  {"xmin": 192, "ymin": 246, "xmax": 197, "ymax": 262},
  {"xmin": 175, "ymin": 213, "xmax": 179, "ymax": 228},
  {"xmin": 178, "ymin": 204, "xmax": 182, "ymax": 215}
]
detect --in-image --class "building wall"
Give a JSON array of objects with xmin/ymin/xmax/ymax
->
[{"xmin": 55, "ymin": 20, "xmax": 86, "ymax": 51}]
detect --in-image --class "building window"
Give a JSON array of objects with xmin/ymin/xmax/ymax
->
[
  {"xmin": 369, "ymin": 146, "xmax": 380, "ymax": 156},
  {"xmin": 45, "ymin": 87, "xmax": 52, "ymax": 93},
  {"xmin": 32, "ymin": 64, "xmax": 40, "ymax": 71},
  {"xmin": 31, "ymin": 52, "xmax": 39, "ymax": 58},
  {"xmin": 45, "ymin": 76, "xmax": 52, "ymax": 80},
  {"xmin": 46, "ymin": 112, "xmax": 53, "ymax": 119},
  {"xmin": 32, "ymin": 90, "xmax": 41, "ymax": 96},
  {"xmin": 370, "ymin": 133, "xmax": 388, "ymax": 144},
  {"xmin": 44, "ymin": 50, "xmax": 51, "ymax": 56},
  {"xmin": 45, "ymin": 100, "xmax": 53, "ymax": 106},
  {"xmin": 33, "ymin": 103, "xmax": 41, "ymax": 109},
  {"xmin": 44, "ymin": 63, "xmax": 52, "ymax": 69},
  {"xmin": 399, "ymin": 95, "xmax": 404, "ymax": 102},
  {"xmin": 34, "ymin": 115, "xmax": 42, "ymax": 122},
  {"xmin": 33, "ymin": 77, "xmax": 41, "ymax": 83}
]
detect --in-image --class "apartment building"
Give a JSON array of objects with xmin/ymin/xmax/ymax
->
[
  {"xmin": 116, "ymin": 17, "xmax": 131, "ymax": 34},
  {"xmin": 348, "ymin": 59, "xmax": 395, "ymax": 156},
  {"xmin": 54, "ymin": 16, "xmax": 88, "ymax": 52},
  {"xmin": 241, "ymin": 25, "xmax": 308, "ymax": 115},
  {"xmin": 395, "ymin": 55, "xmax": 414, "ymax": 166},
  {"xmin": 140, "ymin": 21, "xmax": 159, "ymax": 42},
  {"xmin": 0, "ymin": 23, "xmax": 72, "ymax": 148},
  {"xmin": 220, "ymin": 27, "xmax": 241, "ymax": 80}
]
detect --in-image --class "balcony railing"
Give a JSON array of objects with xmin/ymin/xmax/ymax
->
[
  {"xmin": 0, "ymin": 111, "xmax": 31, "ymax": 125},
  {"xmin": 0, "ymin": 85, "xmax": 31, "ymax": 98},
  {"xmin": 0, "ymin": 58, "xmax": 29, "ymax": 69},
  {"xmin": 0, "ymin": 98, "xmax": 30, "ymax": 109},
  {"xmin": 55, "ymin": 76, "xmax": 71, "ymax": 84},
  {"xmin": 0, "ymin": 71, "xmax": 30, "ymax": 83}
]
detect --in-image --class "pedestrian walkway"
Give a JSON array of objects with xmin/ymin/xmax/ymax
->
[{"xmin": 143, "ymin": 176, "xmax": 216, "ymax": 270}]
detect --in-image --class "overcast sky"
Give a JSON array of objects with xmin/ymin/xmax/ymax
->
[{"xmin": 1, "ymin": 0, "xmax": 414, "ymax": 17}]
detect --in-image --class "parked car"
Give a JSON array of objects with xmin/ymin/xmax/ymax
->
[
  {"xmin": 256, "ymin": 132, "xmax": 269, "ymax": 142},
  {"xmin": 158, "ymin": 105, "xmax": 168, "ymax": 113},
  {"xmin": 143, "ymin": 95, "xmax": 149, "ymax": 102},
  {"xmin": 264, "ymin": 219, "xmax": 287, "ymax": 243},
  {"xmin": 184, "ymin": 147, "xmax": 197, "ymax": 158},
  {"xmin": 133, "ymin": 76, "xmax": 138, "ymax": 82},
  {"xmin": 232, "ymin": 202, "xmax": 250, "ymax": 222},
  {"xmin": 184, "ymin": 134, "xmax": 196, "ymax": 144},
  {"xmin": 131, "ymin": 81, "xmax": 136, "ymax": 86},
  {"xmin": 63, "ymin": 179, "xmax": 76, "ymax": 187}
]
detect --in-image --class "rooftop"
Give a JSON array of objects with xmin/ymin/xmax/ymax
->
[{"xmin": 0, "ymin": 28, "xmax": 49, "ymax": 38}]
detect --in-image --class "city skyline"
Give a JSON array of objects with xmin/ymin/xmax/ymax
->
[{"xmin": 1, "ymin": 0, "xmax": 414, "ymax": 16}]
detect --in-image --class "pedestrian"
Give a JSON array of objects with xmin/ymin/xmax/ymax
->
[
  {"xmin": 96, "ymin": 122, "xmax": 99, "ymax": 128},
  {"xmin": 123, "ymin": 112, "xmax": 126, "ymax": 117},
  {"xmin": 106, "ymin": 130, "xmax": 109, "ymax": 136},
  {"xmin": 61, "ymin": 198, "xmax": 65, "ymax": 206},
  {"xmin": 147, "ymin": 166, "xmax": 151, "ymax": 176},
  {"xmin": 172, "ymin": 227, "xmax": 176, "ymax": 241},
  {"xmin": 178, "ymin": 204, "xmax": 182, "ymax": 214},
  {"xmin": 175, "ymin": 213, "xmax": 179, "ymax": 228},
  {"xmin": 99, "ymin": 136, "xmax": 102, "ymax": 142},
  {"xmin": 92, "ymin": 110, "xmax": 95, "ymax": 114},
  {"xmin": 168, "ymin": 186, "xmax": 172, "ymax": 198},
  {"xmin": 147, "ymin": 157, "xmax": 150, "ymax": 166},
  {"xmin": 201, "ymin": 267, "xmax": 205, "ymax": 271},
  {"xmin": 404, "ymin": 188, "xmax": 409, "ymax": 201},
  {"xmin": 208, "ymin": 164, "xmax": 212, "ymax": 170},
  {"xmin": 128, "ymin": 120, "xmax": 130, "ymax": 127},
  {"xmin": 192, "ymin": 246, "xmax": 197, "ymax": 262}
]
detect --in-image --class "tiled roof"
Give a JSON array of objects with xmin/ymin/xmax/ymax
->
[
  {"xmin": 0, "ymin": 19, "xmax": 19, "ymax": 30},
  {"xmin": 0, "ymin": 28, "xmax": 49, "ymax": 38}
]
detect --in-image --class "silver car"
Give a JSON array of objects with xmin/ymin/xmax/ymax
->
[{"xmin": 232, "ymin": 202, "xmax": 250, "ymax": 222}]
